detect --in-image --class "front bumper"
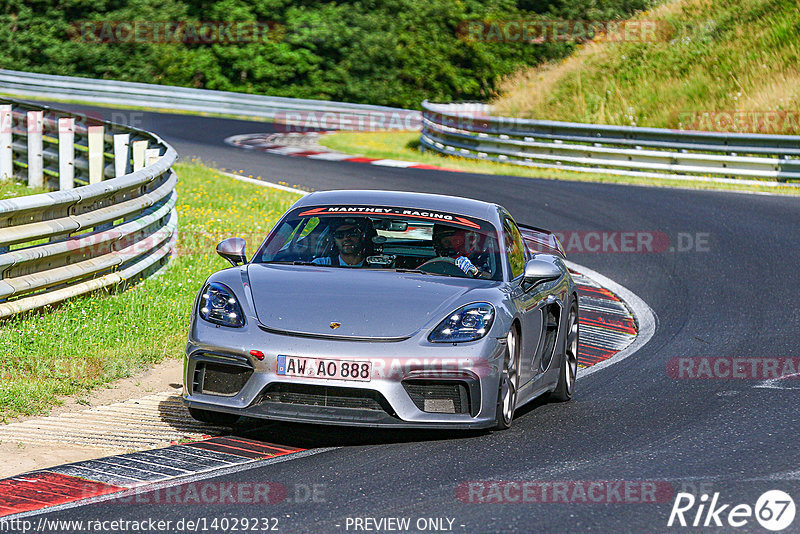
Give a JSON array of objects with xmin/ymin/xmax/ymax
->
[{"xmin": 184, "ymin": 318, "xmax": 505, "ymax": 429}]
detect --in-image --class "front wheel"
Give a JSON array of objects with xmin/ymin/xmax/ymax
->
[
  {"xmin": 494, "ymin": 327, "xmax": 520, "ymax": 430},
  {"xmin": 550, "ymin": 302, "xmax": 579, "ymax": 401},
  {"xmin": 188, "ymin": 406, "xmax": 241, "ymax": 426}
]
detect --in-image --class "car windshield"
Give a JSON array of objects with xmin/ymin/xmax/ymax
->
[{"xmin": 253, "ymin": 206, "xmax": 503, "ymax": 281}]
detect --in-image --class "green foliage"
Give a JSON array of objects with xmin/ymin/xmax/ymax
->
[{"xmin": 0, "ymin": 0, "xmax": 653, "ymax": 108}]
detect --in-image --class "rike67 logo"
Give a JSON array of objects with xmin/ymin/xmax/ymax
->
[{"xmin": 668, "ymin": 490, "xmax": 795, "ymax": 531}]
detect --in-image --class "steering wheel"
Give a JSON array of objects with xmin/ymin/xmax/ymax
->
[{"xmin": 417, "ymin": 257, "xmax": 471, "ymax": 277}]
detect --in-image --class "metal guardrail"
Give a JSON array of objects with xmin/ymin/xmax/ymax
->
[
  {"xmin": 421, "ymin": 101, "xmax": 800, "ymax": 185},
  {"xmin": 0, "ymin": 69, "xmax": 420, "ymax": 127},
  {"xmin": 0, "ymin": 98, "xmax": 178, "ymax": 318}
]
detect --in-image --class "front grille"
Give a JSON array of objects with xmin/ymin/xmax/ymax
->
[
  {"xmin": 193, "ymin": 361, "xmax": 253, "ymax": 396},
  {"xmin": 260, "ymin": 383, "xmax": 392, "ymax": 413},
  {"xmin": 403, "ymin": 380, "xmax": 470, "ymax": 414}
]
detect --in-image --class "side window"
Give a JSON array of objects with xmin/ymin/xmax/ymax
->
[{"xmin": 504, "ymin": 219, "xmax": 526, "ymax": 279}]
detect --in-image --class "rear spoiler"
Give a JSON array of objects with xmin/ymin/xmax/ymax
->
[{"xmin": 518, "ymin": 224, "xmax": 566, "ymax": 259}]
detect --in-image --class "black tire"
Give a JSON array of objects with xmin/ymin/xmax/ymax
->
[
  {"xmin": 494, "ymin": 326, "xmax": 520, "ymax": 430},
  {"xmin": 550, "ymin": 302, "xmax": 579, "ymax": 402},
  {"xmin": 188, "ymin": 406, "xmax": 241, "ymax": 426}
]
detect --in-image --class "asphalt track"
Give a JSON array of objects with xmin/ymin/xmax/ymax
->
[{"xmin": 20, "ymin": 103, "xmax": 800, "ymax": 533}]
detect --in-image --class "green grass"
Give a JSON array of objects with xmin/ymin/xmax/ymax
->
[
  {"xmin": 0, "ymin": 161, "xmax": 301, "ymax": 421},
  {"xmin": 319, "ymin": 130, "xmax": 800, "ymax": 195},
  {"xmin": 0, "ymin": 179, "xmax": 48, "ymax": 199},
  {"xmin": 492, "ymin": 0, "xmax": 800, "ymax": 133}
]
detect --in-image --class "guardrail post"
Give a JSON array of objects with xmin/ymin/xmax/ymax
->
[
  {"xmin": 27, "ymin": 110, "xmax": 43, "ymax": 188},
  {"xmin": 0, "ymin": 104, "xmax": 11, "ymax": 181},
  {"xmin": 88, "ymin": 125, "xmax": 104, "ymax": 184},
  {"xmin": 58, "ymin": 117, "xmax": 75, "ymax": 190},
  {"xmin": 145, "ymin": 148, "xmax": 161, "ymax": 166},
  {"xmin": 113, "ymin": 133, "xmax": 130, "ymax": 177},
  {"xmin": 132, "ymin": 140, "xmax": 147, "ymax": 171}
]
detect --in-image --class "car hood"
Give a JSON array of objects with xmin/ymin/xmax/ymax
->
[{"xmin": 246, "ymin": 263, "xmax": 493, "ymax": 339}]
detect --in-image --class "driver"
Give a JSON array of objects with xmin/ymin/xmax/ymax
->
[
  {"xmin": 313, "ymin": 218, "xmax": 372, "ymax": 267},
  {"xmin": 431, "ymin": 224, "xmax": 490, "ymax": 278}
]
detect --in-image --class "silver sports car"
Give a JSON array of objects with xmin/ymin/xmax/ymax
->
[{"xmin": 184, "ymin": 190, "xmax": 578, "ymax": 429}]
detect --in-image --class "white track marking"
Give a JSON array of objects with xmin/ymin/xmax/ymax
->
[
  {"xmin": 754, "ymin": 371, "xmax": 800, "ymax": 390},
  {"xmin": 306, "ymin": 152, "xmax": 354, "ymax": 161},
  {"xmin": 369, "ymin": 159, "xmax": 419, "ymax": 168},
  {"xmin": 220, "ymin": 171, "xmax": 309, "ymax": 195}
]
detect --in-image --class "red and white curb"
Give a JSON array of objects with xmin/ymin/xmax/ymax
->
[
  {"xmin": 0, "ymin": 437, "xmax": 306, "ymax": 518},
  {"xmin": 571, "ymin": 270, "xmax": 638, "ymax": 368},
  {"xmin": 225, "ymin": 132, "xmax": 464, "ymax": 172}
]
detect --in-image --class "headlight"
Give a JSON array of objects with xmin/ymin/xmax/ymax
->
[
  {"xmin": 199, "ymin": 282, "xmax": 245, "ymax": 327},
  {"xmin": 428, "ymin": 302, "xmax": 494, "ymax": 343}
]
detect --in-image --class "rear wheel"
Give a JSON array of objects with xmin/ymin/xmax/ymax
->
[
  {"xmin": 550, "ymin": 302, "xmax": 579, "ymax": 401},
  {"xmin": 494, "ymin": 327, "xmax": 520, "ymax": 430},
  {"xmin": 188, "ymin": 407, "xmax": 241, "ymax": 426}
]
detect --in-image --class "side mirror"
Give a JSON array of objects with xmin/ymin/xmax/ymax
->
[
  {"xmin": 216, "ymin": 237, "xmax": 247, "ymax": 266},
  {"xmin": 523, "ymin": 257, "xmax": 562, "ymax": 287}
]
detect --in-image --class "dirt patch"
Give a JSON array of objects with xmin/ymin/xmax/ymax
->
[{"xmin": 0, "ymin": 357, "xmax": 184, "ymax": 479}]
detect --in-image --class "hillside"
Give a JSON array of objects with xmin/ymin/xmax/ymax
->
[
  {"xmin": 492, "ymin": 0, "xmax": 800, "ymax": 134},
  {"xmin": 0, "ymin": 0, "xmax": 653, "ymax": 109}
]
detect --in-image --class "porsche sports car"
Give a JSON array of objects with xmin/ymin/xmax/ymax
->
[{"xmin": 184, "ymin": 190, "xmax": 578, "ymax": 430}]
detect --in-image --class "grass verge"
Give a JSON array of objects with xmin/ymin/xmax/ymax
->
[
  {"xmin": 0, "ymin": 179, "xmax": 47, "ymax": 199},
  {"xmin": 0, "ymin": 161, "xmax": 301, "ymax": 421},
  {"xmin": 319, "ymin": 130, "xmax": 800, "ymax": 195}
]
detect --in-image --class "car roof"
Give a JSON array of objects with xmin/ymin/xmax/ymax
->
[{"xmin": 293, "ymin": 190, "xmax": 503, "ymax": 224}]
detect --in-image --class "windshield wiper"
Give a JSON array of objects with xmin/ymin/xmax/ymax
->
[
  {"xmin": 395, "ymin": 268, "xmax": 460, "ymax": 278},
  {"xmin": 263, "ymin": 260, "xmax": 319, "ymax": 266},
  {"xmin": 395, "ymin": 268, "xmax": 430, "ymax": 275}
]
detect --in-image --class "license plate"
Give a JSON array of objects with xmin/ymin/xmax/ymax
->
[{"xmin": 276, "ymin": 355, "xmax": 372, "ymax": 382}]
